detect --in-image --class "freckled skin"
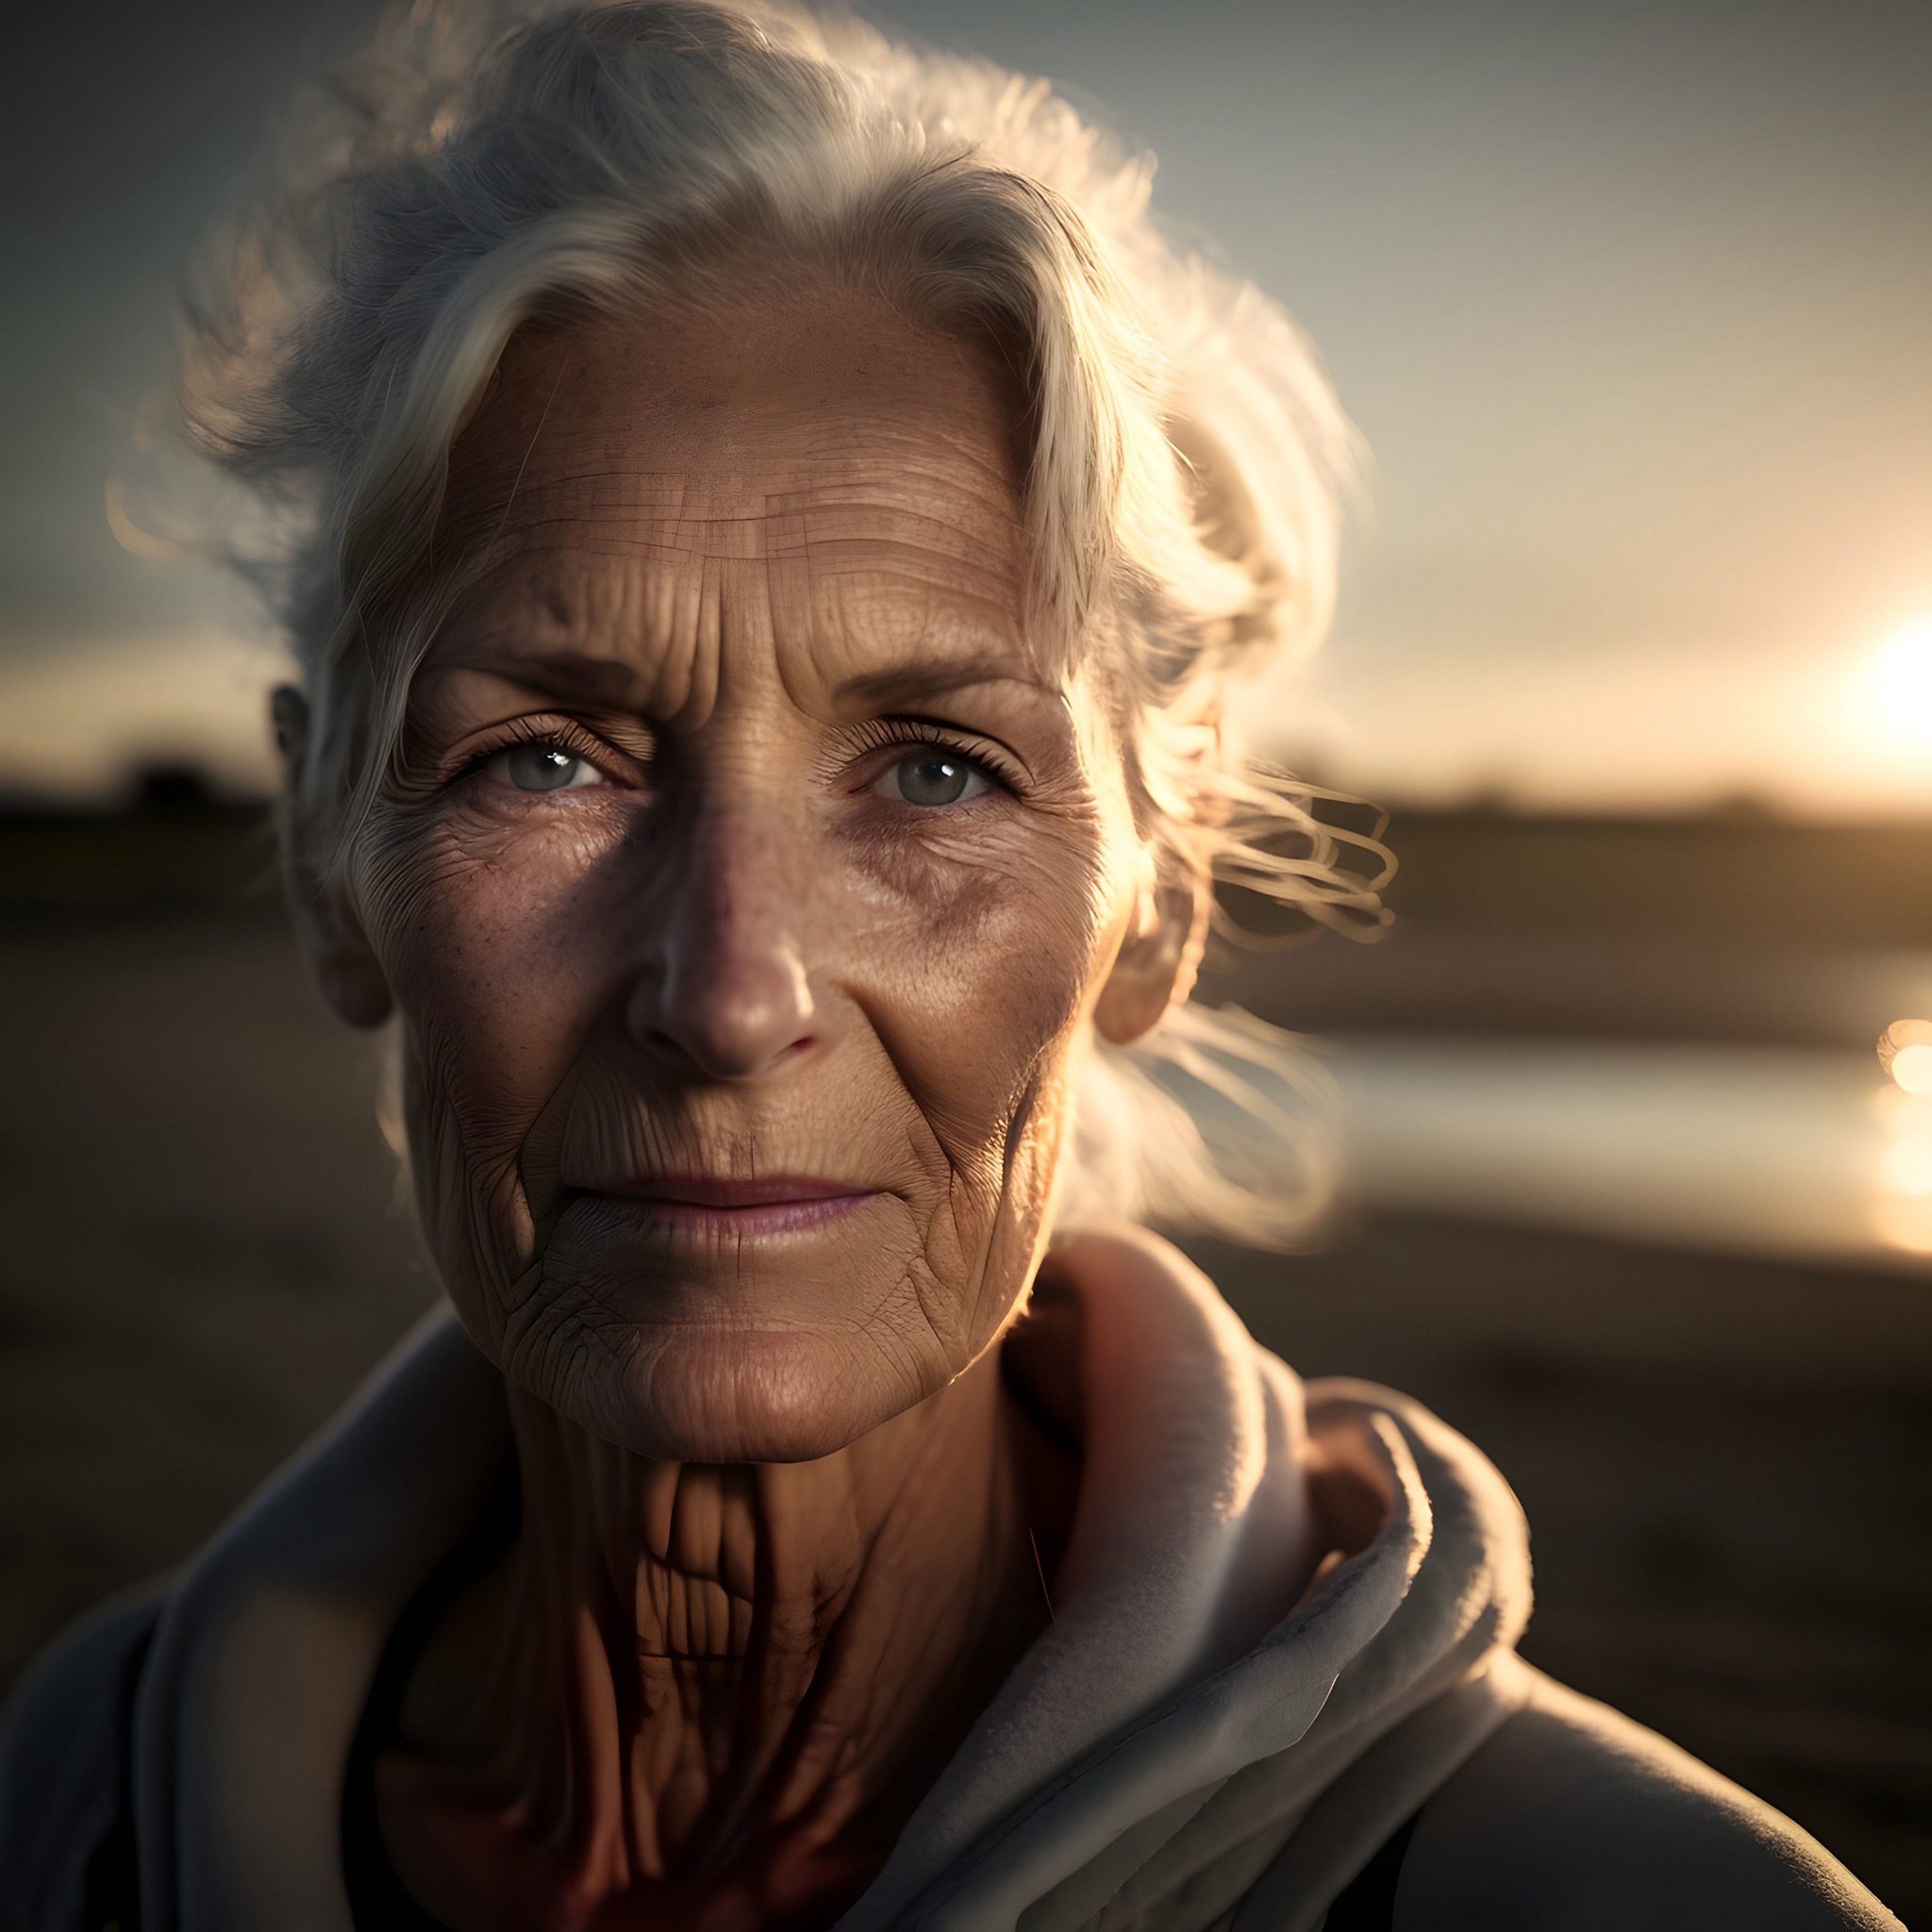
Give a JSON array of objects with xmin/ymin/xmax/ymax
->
[{"xmin": 314, "ymin": 290, "xmax": 1186, "ymax": 1928}]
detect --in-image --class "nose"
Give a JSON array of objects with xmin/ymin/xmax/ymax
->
[{"xmin": 625, "ymin": 816, "xmax": 819, "ymax": 1080}]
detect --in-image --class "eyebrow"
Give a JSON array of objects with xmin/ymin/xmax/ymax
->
[
  {"xmin": 427, "ymin": 650, "xmax": 647, "ymax": 707},
  {"xmin": 830, "ymin": 661, "xmax": 1048, "ymax": 714}
]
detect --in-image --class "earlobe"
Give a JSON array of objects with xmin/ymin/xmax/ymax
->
[
  {"xmin": 1093, "ymin": 852, "xmax": 1210, "ymax": 1046},
  {"xmin": 306, "ymin": 913, "xmax": 395, "ymax": 1029},
  {"xmin": 271, "ymin": 685, "xmax": 394, "ymax": 1029},
  {"xmin": 271, "ymin": 684, "xmax": 307, "ymax": 766}
]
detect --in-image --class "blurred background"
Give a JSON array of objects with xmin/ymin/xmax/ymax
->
[{"xmin": 2, "ymin": 0, "xmax": 1929, "ymax": 1916}]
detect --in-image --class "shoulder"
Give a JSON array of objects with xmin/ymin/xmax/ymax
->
[
  {"xmin": 1392, "ymin": 1668, "xmax": 1903, "ymax": 1930},
  {"xmin": 0, "ymin": 1590, "xmax": 164, "ymax": 1932}
]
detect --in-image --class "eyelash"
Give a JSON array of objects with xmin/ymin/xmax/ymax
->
[
  {"xmin": 454, "ymin": 715, "xmax": 635, "ymax": 786},
  {"xmin": 845, "ymin": 718, "xmax": 1023, "ymax": 795}
]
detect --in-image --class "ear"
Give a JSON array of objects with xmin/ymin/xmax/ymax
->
[
  {"xmin": 272, "ymin": 685, "xmax": 393, "ymax": 1029},
  {"xmin": 1093, "ymin": 845, "xmax": 1210, "ymax": 1046}
]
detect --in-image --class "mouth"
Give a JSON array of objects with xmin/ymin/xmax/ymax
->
[{"xmin": 594, "ymin": 1174, "xmax": 879, "ymax": 1237}]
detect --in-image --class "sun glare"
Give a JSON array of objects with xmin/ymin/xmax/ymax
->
[{"xmin": 1869, "ymin": 615, "xmax": 1932, "ymax": 751}]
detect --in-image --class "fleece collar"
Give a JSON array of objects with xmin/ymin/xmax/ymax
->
[{"xmin": 840, "ymin": 1250, "xmax": 1535, "ymax": 1931}]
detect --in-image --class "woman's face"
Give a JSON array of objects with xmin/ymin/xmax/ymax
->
[{"xmin": 338, "ymin": 289, "xmax": 1161, "ymax": 1461}]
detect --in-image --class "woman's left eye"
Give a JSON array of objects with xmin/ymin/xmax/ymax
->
[
  {"xmin": 485, "ymin": 743, "xmax": 606, "ymax": 792},
  {"xmin": 874, "ymin": 749, "xmax": 995, "ymax": 808}
]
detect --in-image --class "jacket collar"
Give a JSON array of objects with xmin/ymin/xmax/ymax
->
[{"xmin": 129, "ymin": 1259, "xmax": 1531, "ymax": 1931}]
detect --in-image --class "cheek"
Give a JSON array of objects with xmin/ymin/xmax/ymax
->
[
  {"xmin": 849, "ymin": 819, "xmax": 1128, "ymax": 1365},
  {"xmin": 845, "ymin": 805, "xmax": 1127, "ymax": 1173},
  {"xmin": 360, "ymin": 812, "xmax": 625, "ymax": 1181}
]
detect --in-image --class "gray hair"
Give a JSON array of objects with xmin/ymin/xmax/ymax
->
[{"xmin": 182, "ymin": 0, "xmax": 1387, "ymax": 1248}]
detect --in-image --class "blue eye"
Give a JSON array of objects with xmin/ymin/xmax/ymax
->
[
  {"xmin": 491, "ymin": 743, "xmax": 601, "ymax": 792},
  {"xmin": 880, "ymin": 750, "xmax": 993, "ymax": 808}
]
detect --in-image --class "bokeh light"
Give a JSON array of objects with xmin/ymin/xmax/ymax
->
[
  {"xmin": 1893, "ymin": 1044, "xmax": 1932, "ymax": 1095},
  {"xmin": 1869, "ymin": 1023, "xmax": 1932, "ymax": 1252},
  {"xmin": 1870, "ymin": 1074, "xmax": 1932, "ymax": 1255},
  {"xmin": 1878, "ymin": 1017, "xmax": 1932, "ymax": 1091}
]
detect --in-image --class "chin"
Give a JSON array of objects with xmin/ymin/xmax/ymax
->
[
  {"xmin": 542, "ymin": 1321, "xmax": 955, "ymax": 1465},
  {"xmin": 467, "ymin": 1198, "xmax": 994, "ymax": 1461}
]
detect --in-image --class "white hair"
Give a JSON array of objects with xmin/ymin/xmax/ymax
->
[{"xmin": 181, "ymin": 0, "xmax": 1387, "ymax": 1249}]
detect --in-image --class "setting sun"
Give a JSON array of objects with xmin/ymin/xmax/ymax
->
[{"xmin": 1869, "ymin": 615, "xmax": 1932, "ymax": 752}]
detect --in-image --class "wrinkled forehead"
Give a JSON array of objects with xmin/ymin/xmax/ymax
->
[{"xmin": 428, "ymin": 290, "xmax": 1071, "ymax": 715}]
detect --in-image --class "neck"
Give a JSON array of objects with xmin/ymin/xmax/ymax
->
[{"xmin": 377, "ymin": 1349, "xmax": 1069, "ymax": 1931}]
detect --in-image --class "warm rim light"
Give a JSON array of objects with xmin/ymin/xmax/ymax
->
[{"xmin": 1870, "ymin": 614, "xmax": 1932, "ymax": 750}]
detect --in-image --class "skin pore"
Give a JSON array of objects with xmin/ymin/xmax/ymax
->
[{"xmin": 291, "ymin": 286, "xmax": 1195, "ymax": 1929}]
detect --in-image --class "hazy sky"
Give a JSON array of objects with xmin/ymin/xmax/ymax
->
[{"xmin": 3, "ymin": 0, "xmax": 1929, "ymax": 810}]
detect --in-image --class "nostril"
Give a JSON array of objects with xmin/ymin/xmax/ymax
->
[{"xmin": 627, "ymin": 943, "xmax": 817, "ymax": 1080}]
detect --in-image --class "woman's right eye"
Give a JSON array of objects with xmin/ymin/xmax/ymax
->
[{"xmin": 484, "ymin": 743, "xmax": 606, "ymax": 792}]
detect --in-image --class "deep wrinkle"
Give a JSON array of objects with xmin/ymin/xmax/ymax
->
[{"xmin": 334, "ymin": 288, "xmax": 1185, "ymax": 1927}]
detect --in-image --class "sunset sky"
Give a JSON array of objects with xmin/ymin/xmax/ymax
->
[{"xmin": 2, "ymin": 0, "xmax": 1928, "ymax": 813}]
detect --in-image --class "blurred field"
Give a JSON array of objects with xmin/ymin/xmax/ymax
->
[
  {"xmin": 0, "ymin": 803, "xmax": 1927, "ymax": 1921},
  {"xmin": 1219, "ymin": 806, "xmax": 1932, "ymax": 1046}
]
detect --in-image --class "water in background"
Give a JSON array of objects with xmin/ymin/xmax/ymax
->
[{"xmin": 1334, "ymin": 1035, "xmax": 1932, "ymax": 1267}]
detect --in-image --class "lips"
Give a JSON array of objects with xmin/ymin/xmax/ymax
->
[{"xmin": 592, "ymin": 1174, "xmax": 878, "ymax": 1236}]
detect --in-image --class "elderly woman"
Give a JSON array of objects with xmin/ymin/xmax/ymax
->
[{"xmin": 0, "ymin": 5, "xmax": 1903, "ymax": 1928}]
